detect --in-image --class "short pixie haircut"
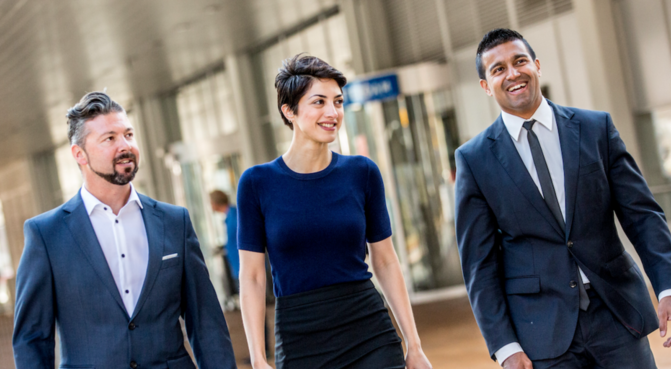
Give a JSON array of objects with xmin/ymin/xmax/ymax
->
[
  {"xmin": 475, "ymin": 28, "xmax": 536, "ymax": 80},
  {"xmin": 66, "ymin": 91, "xmax": 125, "ymax": 148},
  {"xmin": 275, "ymin": 54, "xmax": 347, "ymax": 130}
]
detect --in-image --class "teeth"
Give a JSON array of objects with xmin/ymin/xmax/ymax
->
[
  {"xmin": 319, "ymin": 123, "xmax": 336, "ymax": 128},
  {"xmin": 508, "ymin": 83, "xmax": 527, "ymax": 92}
]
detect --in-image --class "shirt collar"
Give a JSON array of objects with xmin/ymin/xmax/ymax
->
[
  {"xmin": 501, "ymin": 97, "xmax": 554, "ymax": 142},
  {"xmin": 80, "ymin": 183, "xmax": 143, "ymax": 215}
]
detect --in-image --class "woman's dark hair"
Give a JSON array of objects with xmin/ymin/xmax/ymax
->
[
  {"xmin": 476, "ymin": 28, "xmax": 536, "ymax": 80},
  {"xmin": 275, "ymin": 54, "xmax": 347, "ymax": 130}
]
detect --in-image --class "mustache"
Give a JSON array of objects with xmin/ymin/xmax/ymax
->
[{"xmin": 114, "ymin": 152, "xmax": 137, "ymax": 163}]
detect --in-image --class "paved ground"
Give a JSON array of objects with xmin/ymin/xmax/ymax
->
[{"xmin": 1, "ymin": 293, "xmax": 671, "ymax": 368}]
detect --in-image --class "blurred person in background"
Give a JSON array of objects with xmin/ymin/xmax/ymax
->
[
  {"xmin": 456, "ymin": 28, "xmax": 671, "ymax": 369},
  {"xmin": 237, "ymin": 54, "xmax": 432, "ymax": 369},
  {"xmin": 12, "ymin": 92, "xmax": 236, "ymax": 369},
  {"xmin": 210, "ymin": 190, "xmax": 241, "ymax": 298}
]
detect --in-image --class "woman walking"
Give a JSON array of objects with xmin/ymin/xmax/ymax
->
[{"xmin": 238, "ymin": 54, "xmax": 432, "ymax": 369}]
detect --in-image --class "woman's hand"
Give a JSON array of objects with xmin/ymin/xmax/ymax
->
[
  {"xmin": 252, "ymin": 360, "xmax": 274, "ymax": 369},
  {"xmin": 405, "ymin": 346, "xmax": 433, "ymax": 369},
  {"xmin": 369, "ymin": 238, "xmax": 432, "ymax": 369}
]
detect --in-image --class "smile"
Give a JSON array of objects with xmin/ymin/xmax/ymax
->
[
  {"xmin": 318, "ymin": 122, "xmax": 337, "ymax": 131},
  {"xmin": 507, "ymin": 83, "xmax": 527, "ymax": 93}
]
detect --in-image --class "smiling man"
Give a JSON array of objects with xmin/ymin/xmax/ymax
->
[
  {"xmin": 455, "ymin": 29, "xmax": 671, "ymax": 369},
  {"xmin": 12, "ymin": 92, "xmax": 236, "ymax": 369}
]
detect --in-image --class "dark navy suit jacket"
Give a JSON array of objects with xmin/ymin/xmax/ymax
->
[
  {"xmin": 13, "ymin": 191, "xmax": 237, "ymax": 369},
  {"xmin": 455, "ymin": 101, "xmax": 671, "ymax": 361}
]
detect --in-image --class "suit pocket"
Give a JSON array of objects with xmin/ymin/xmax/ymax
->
[
  {"xmin": 579, "ymin": 161, "xmax": 603, "ymax": 176},
  {"xmin": 167, "ymin": 355, "xmax": 196, "ymax": 369},
  {"xmin": 605, "ymin": 252, "xmax": 635, "ymax": 276},
  {"xmin": 60, "ymin": 366, "xmax": 94, "ymax": 369},
  {"xmin": 505, "ymin": 276, "xmax": 540, "ymax": 295},
  {"xmin": 160, "ymin": 256, "xmax": 181, "ymax": 270}
]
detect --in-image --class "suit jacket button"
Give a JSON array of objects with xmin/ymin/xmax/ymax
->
[
  {"xmin": 570, "ymin": 280, "xmax": 578, "ymax": 288},
  {"xmin": 567, "ymin": 241, "xmax": 573, "ymax": 248},
  {"xmin": 129, "ymin": 322, "xmax": 136, "ymax": 330},
  {"xmin": 130, "ymin": 361, "xmax": 138, "ymax": 369}
]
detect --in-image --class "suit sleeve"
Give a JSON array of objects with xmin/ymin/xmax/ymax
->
[
  {"xmin": 181, "ymin": 209, "xmax": 237, "ymax": 369},
  {"xmin": 12, "ymin": 219, "xmax": 56, "ymax": 368},
  {"xmin": 455, "ymin": 149, "xmax": 518, "ymax": 359},
  {"xmin": 606, "ymin": 114, "xmax": 671, "ymax": 296}
]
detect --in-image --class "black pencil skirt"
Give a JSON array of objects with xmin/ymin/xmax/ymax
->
[{"xmin": 274, "ymin": 279, "xmax": 405, "ymax": 369}]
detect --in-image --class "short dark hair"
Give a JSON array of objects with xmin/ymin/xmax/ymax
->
[
  {"xmin": 210, "ymin": 190, "xmax": 229, "ymax": 206},
  {"xmin": 66, "ymin": 91, "xmax": 125, "ymax": 148},
  {"xmin": 475, "ymin": 28, "xmax": 536, "ymax": 80},
  {"xmin": 275, "ymin": 54, "xmax": 347, "ymax": 130}
]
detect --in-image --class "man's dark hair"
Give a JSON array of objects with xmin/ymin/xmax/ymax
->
[
  {"xmin": 275, "ymin": 54, "xmax": 347, "ymax": 130},
  {"xmin": 210, "ymin": 190, "xmax": 229, "ymax": 206},
  {"xmin": 66, "ymin": 91, "xmax": 125, "ymax": 148},
  {"xmin": 475, "ymin": 28, "xmax": 536, "ymax": 80}
]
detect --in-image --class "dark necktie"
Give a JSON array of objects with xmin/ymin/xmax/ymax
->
[
  {"xmin": 522, "ymin": 119, "xmax": 590, "ymax": 310},
  {"xmin": 522, "ymin": 119, "xmax": 564, "ymax": 232}
]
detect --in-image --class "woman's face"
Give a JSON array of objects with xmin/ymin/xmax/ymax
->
[{"xmin": 285, "ymin": 78, "xmax": 344, "ymax": 145}]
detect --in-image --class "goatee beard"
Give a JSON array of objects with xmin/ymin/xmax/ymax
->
[{"xmin": 89, "ymin": 152, "xmax": 139, "ymax": 185}]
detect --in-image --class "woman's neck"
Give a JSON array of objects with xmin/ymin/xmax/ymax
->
[{"xmin": 282, "ymin": 138, "xmax": 332, "ymax": 174}]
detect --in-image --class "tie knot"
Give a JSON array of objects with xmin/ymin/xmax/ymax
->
[{"xmin": 523, "ymin": 119, "xmax": 536, "ymax": 131}]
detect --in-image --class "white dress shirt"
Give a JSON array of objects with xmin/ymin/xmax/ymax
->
[
  {"xmin": 80, "ymin": 184, "xmax": 149, "ymax": 317},
  {"xmin": 495, "ymin": 98, "xmax": 671, "ymax": 364}
]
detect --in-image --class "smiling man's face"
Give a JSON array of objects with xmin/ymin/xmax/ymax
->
[
  {"xmin": 479, "ymin": 39, "xmax": 543, "ymax": 119},
  {"xmin": 73, "ymin": 112, "xmax": 140, "ymax": 186}
]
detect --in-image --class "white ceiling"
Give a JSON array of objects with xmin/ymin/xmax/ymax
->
[{"xmin": 0, "ymin": 0, "xmax": 337, "ymax": 161}]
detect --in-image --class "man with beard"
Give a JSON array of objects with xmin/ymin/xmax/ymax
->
[{"xmin": 12, "ymin": 92, "xmax": 237, "ymax": 369}]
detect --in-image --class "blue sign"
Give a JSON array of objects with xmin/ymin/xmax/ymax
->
[{"xmin": 343, "ymin": 74, "xmax": 399, "ymax": 106}]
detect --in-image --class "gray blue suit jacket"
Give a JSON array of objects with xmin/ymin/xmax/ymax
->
[
  {"xmin": 455, "ymin": 101, "xmax": 671, "ymax": 360},
  {"xmin": 13, "ymin": 190, "xmax": 237, "ymax": 369}
]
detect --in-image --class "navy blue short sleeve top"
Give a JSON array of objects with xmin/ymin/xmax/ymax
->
[{"xmin": 236, "ymin": 152, "xmax": 392, "ymax": 297}]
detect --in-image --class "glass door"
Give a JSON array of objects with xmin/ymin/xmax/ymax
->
[
  {"xmin": 168, "ymin": 151, "xmax": 243, "ymax": 303},
  {"xmin": 344, "ymin": 89, "xmax": 462, "ymax": 298}
]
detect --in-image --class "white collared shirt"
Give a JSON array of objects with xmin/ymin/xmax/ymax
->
[{"xmin": 80, "ymin": 184, "xmax": 149, "ymax": 317}]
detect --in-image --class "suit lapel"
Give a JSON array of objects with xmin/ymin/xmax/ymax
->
[
  {"xmin": 131, "ymin": 194, "xmax": 164, "ymax": 320},
  {"xmin": 62, "ymin": 192, "xmax": 127, "ymax": 316},
  {"xmin": 550, "ymin": 101, "xmax": 581, "ymax": 241},
  {"xmin": 489, "ymin": 116, "xmax": 565, "ymax": 237}
]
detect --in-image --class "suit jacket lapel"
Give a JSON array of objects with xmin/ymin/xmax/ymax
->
[
  {"xmin": 549, "ymin": 101, "xmax": 581, "ymax": 241},
  {"xmin": 489, "ymin": 116, "xmax": 565, "ymax": 237},
  {"xmin": 131, "ymin": 194, "xmax": 164, "ymax": 320},
  {"xmin": 62, "ymin": 192, "xmax": 127, "ymax": 316}
]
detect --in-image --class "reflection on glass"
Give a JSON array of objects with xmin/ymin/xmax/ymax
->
[
  {"xmin": 654, "ymin": 107, "xmax": 671, "ymax": 178},
  {"xmin": 344, "ymin": 90, "xmax": 463, "ymax": 294},
  {"xmin": 0, "ymin": 201, "xmax": 14, "ymax": 314}
]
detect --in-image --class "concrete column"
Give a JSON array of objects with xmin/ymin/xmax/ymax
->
[
  {"xmin": 225, "ymin": 53, "xmax": 271, "ymax": 168},
  {"xmin": 0, "ymin": 159, "xmax": 40, "ymax": 307},
  {"xmin": 574, "ymin": 0, "xmax": 641, "ymax": 163},
  {"xmin": 136, "ymin": 96, "xmax": 180, "ymax": 204},
  {"xmin": 29, "ymin": 151, "xmax": 63, "ymax": 213},
  {"xmin": 341, "ymin": 0, "xmax": 394, "ymax": 74}
]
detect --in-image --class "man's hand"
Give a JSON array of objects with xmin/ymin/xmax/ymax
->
[
  {"xmin": 659, "ymin": 296, "xmax": 671, "ymax": 347},
  {"xmin": 502, "ymin": 352, "xmax": 533, "ymax": 369}
]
